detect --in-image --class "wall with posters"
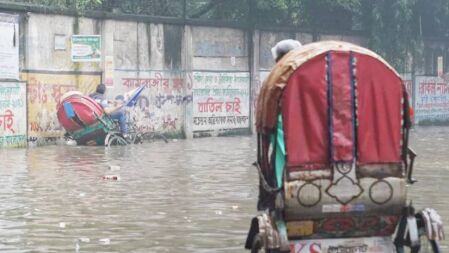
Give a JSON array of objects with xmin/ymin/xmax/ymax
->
[
  {"xmin": 415, "ymin": 75, "xmax": 449, "ymax": 123},
  {"xmin": 0, "ymin": 13, "xmax": 19, "ymax": 80},
  {"xmin": 5, "ymin": 9, "xmax": 449, "ymax": 147},
  {"xmin": 0, "ymin": 82, "xmax": 27, "ymax": 148},
  {"xmin": 192, "ymin": 72, "xmax": 250, "ymax": 132},
  {"xmin": 21, "ymin": 72, "xmax": 101, "ymax": 143}
]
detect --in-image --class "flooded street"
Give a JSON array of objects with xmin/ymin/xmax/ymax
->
[{"xmin": 1, "ymin": 127, "xmax": 449, "ymax": 252}]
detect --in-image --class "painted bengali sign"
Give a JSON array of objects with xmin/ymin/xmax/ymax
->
[
  {"xmin": 0, "ymin": 13, "xmax": 19, "ymax": 80},
  {"xmin": 0, "ymin": 82, "xmax": 27, "ymax": 148},
  {"xmin": 22, "ymin": 72, "xmax": 101, "ymax": 140},
  {"xmin": 415, "ymin": 76, "xmax": 449, "ymax": 123},
  {"xmin": 111, "ymin": 71, "xmax": 191, "ymax": 135},
  {"xmin": 192, "ymin": 71, "xmax": 250, "ymax": 131}
]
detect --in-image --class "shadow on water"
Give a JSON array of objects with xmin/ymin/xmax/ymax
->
[{"xmin": 0, "ymin": 127, "xmax": 448, "ymax": 252}]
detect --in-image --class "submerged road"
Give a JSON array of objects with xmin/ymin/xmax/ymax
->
[{"xmin": 0, "ymin": 127, "xmax": 448, "ymax": 252}]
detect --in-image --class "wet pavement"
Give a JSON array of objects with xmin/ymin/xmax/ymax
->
[{"xmin": 0, "ymin": 127, "xmax": 448, "ymax": 252}]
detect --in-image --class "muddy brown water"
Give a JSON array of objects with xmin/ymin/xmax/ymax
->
[{"xmin": 0, "ymin": 127, "xmax": 448, "ymax": 252}]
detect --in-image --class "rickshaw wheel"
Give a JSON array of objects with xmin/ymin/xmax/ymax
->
[
  {"xmin": 252, "ymin": 234, "xmax": 280, "ymax": 253},
  {"xmin": 106, "ymin": 134, "xmax": 128, "ymax": 148}
]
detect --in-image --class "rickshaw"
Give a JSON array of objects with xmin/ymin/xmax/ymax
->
[
  {"xmin": 245, "ymin": 41, "xmax": 444, "ymax": 253},
  {"xmin": 57, "ymin": 86, "xmax": 144, "ymax": 146},
  {"xmin": 56, "ymin": 92, "xmax": 128, "ymax": 146}
]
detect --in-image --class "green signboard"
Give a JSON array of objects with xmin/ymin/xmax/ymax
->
[{"xmin": 71, "ymin": 35, "xmax": 101, "ymax": 62}]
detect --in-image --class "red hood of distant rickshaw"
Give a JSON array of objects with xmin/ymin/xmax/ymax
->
[{"xmin": 56, "ymin": 94, "xmax": 105, "ymax": 133}]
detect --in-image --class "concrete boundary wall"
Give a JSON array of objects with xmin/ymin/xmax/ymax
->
[{"xmin": 1, "ymin": 7, "xmax": 442, "ymax": 147}]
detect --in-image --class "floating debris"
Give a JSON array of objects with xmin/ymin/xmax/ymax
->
[
  {"xmin": 109, "ymin": 165, "xmax": 120, "ymax": 171},
  {"xmin": 99, "ymin": 238, "xmax": 110, "ymax": 245},
  {"xmin": 214, "ymin": 210, "xmax": 223, "ymax": 215},
  {"xmin": 59, "ymin": 222, "xmax": 66, "ymax": 228},
  {"xmin": 79, "ymin": 237, "xmax": 90, "ymax": 243},
  {"xmin": 103, "ymin": 175, "xmax": 120, "ymax": 181},
  {"xmin": 66, "ymin": 140, "xmax": 77, "ymax": 146}
]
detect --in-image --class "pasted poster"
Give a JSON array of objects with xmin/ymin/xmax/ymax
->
[
  {"xmin": 111, "ymin": 71, "xmax": 191, "ymax": 136},
  {"xmin": 0, "ymin": 82, "xmax": 27, "ymax": 148},
  {"xmin": 415, "ymin": 75, "xmax": 449, "ymax": 123},
  {"xmin": 192, "ymin": 72, "xmax": 250, "ymax": 131},
  {"xmin": 104, "ymin": 56, "xmax": 114, "ymax": 87},
  {"xmin": 0, "ymin": 13, "xmax": 19, "ymax": 80},
  {"xmin": 71, "ymin": 35, "xmax": 101, "ymax": 62},
  {"xmin": 22, "ymin": 72, "xmax": 101, "ymax": 140}
]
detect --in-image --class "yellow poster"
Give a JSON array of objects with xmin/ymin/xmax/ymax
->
[{"xmin": 21, "ymin": 72, "xmax": 101, "ymax": 139}]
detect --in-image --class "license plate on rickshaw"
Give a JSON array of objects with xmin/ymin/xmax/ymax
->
[{"xmin": 289, "ymin": 236, "xmax": 395, "ymax": 253}]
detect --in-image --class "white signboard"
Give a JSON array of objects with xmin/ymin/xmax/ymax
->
[
  {"xmin": 71, "ymin": 35, "xmax": 101, "ymax": 62},
  {"xmin": 415, "ymin": 75, "xmax": 449, "ymax": 123},
  {"xmin": 0, "ymin": 13, "xmax": 19, "ymax": 80},
  {"xmin": 0, "ymin": 82, "xmax": 27, "ymax": 148},
  {"xmin": 192, "ymin": 72, "xmax": 250, "ymax": 131}
]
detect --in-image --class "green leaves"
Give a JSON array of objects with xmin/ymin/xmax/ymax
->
[{"xmin": 13, "ymin": 0, "xmax": 449, "ymax": 71}]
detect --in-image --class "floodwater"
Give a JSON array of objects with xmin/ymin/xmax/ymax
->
[{"xmin": 0, "ymin": 127, "xmax": 448, "ymax": 253}]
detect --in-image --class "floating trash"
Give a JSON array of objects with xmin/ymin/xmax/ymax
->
[
  {"xmin": 99, "ymin": 238, "xmax": 110, "ymax": 245},
  {"xmin": 232, "ymin": 205, "xmax": 239, "ymax": 210},
  {"xmin": 214, "ymin": 210, "xmax": 223, "ymax": 215},
  {"xmin": 79, "ymin": 237, "xmax": 90, "ymax": 243},
  {"xmin": 66, "ymin": 140, "xmax": 77, "ymax": 146},
  {"xmin": 59, "ymin": 222, "xmax": 66, "ymax": 228},
  {"xmin": 103, "ymin": 175, "xmax": 120, "ymax": 181},
  {"xmin": 109, "ymin": 165, "xmax": 120, "ymax": 171},
  {"xmin": 79, "ymin": 192, "xmax": 86, "ymax": 197}
]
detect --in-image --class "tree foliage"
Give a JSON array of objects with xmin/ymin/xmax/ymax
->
[{"xmin": 11, "ymin": 0, "xmax": 449, "ymax": 70}]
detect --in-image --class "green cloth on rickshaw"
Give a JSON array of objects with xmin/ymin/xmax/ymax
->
[{"xmin": 270, "ymin": 114, "xmax": 286, "ymax": 188}]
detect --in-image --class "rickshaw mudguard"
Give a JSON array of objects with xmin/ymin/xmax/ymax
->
[{"xmin": 245, "ymin": 213, "xmax": 284, "ymax": 250}]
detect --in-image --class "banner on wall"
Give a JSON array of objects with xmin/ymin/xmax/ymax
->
[
  {"xmin": 192, "ymin": 71, "xmax": 250, "ymax": 131},
  {"xmin": 415, "ymin": 75, "xmax": 449, "ymax": 123},
  {"xmin": 71, "ymin": 35, "xmax": 101, "ymax": 62},
  {"xmin": 0, "ymin": 82, "xmax": 27, "ymax": 148},
  {"xmin": 0, "ymin": 13, "xmax": 19, "ymax": 80}
]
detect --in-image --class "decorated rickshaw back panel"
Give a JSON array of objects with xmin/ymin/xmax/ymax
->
[{"xmin": 280, "ymin": 50, "xmax": 406, "ymax": 239}]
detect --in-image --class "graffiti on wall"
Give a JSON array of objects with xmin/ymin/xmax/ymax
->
[
  {"xmin": 192, "ymin": 72, "xmax": 250, "ymax": 131},
  {"xmin": 0, "ymin": 82, "xmax": 27, "ymax": 148},
  {"xmin": 22, "ymin": 73, "xmax": 101, "ymax": 140},
  {"xmin": 415, "ymin": 75, "xmax": 449, "ymax": 123},
  {"xmin": 111, "ymin": 71, "xmax": 191, "ymax": 135}
]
